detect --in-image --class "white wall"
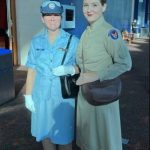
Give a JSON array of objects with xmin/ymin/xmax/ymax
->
[{"xmin": 15, "ymin": 0, "xmax": 43, "ymax": 65}]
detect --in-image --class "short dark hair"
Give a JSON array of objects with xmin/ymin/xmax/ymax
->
[{"xmin": 101, "ymin": 0, "xmax": 107, "ymax": 5}]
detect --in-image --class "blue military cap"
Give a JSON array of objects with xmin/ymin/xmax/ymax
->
[{"xmin": 40, "ymin": 0, "xmax": 63, "ymax": 14}]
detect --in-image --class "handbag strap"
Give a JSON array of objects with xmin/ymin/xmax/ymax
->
[{"xmin": 61, "ymin": 35, "xmax": 73, "ymax": 65}]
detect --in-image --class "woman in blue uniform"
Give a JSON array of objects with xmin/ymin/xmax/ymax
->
[
  {"xmin": 24, "ymin": 1, "xmax": 79, "ymax": 150},
  {"xmin": 76, "ymin": 0, "xmax": 132, "ymax": 150}
]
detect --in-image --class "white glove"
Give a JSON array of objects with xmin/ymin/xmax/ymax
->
[
  {"xmin": 52, "ymin": 65, "xmax": 75, "ymax": 76},
  {"xmin": 24, "ymin": 95, "xmax": 36, "ymax": 113}
]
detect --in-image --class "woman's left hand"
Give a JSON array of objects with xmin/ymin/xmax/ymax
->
[{"xmin": 76, "ymin": 72, "xmax": 99, "ymax": 85}]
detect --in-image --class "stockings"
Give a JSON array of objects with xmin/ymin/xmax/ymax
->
[{"xmin": 42, "ymin": 139, "xmax": 72, "ymax": 150}]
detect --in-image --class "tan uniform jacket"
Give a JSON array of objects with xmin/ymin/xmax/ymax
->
[
  {"xmin": 76, "ymin": 16, "xmax": 132, "ymax": 150},
  {"xmin": 76, "ymin": 16, "xmax": 132, "ymax": 81}
]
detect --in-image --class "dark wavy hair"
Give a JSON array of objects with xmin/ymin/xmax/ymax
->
[{"xmin": 101, "ymin": 0, "xmax": 107, "ymax": 5}]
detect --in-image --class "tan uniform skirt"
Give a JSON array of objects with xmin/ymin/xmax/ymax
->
[{"xmin": 76, "ymin": 90, "xmax": 122, "ymax": 150}]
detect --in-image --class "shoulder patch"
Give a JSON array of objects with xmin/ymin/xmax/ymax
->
[{"xmin": 108, "ymin": 29, "xmax": 118, "ymax": 40}]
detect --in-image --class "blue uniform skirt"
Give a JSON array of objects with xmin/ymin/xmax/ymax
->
[{"xmin": 31, "ymin": 99, "xmax": 75, "ymax": 144}]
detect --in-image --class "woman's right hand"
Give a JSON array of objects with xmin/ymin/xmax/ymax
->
[
  {"xmin": 76, "ymin": 72, "xmax": 99, "ymax": 85},
  {"xmin": 52, "ymin": 65, "xmax": 75, "ymax": 76}
]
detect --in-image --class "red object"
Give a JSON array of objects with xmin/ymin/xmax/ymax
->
[{"xmin": 0, "ymin": 0, "xmax": 7, "ymax": 30}]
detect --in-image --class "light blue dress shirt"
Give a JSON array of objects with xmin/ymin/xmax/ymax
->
[{"xmin": 26, "ymin": 28, "xmax": 79, "ymax": 144}]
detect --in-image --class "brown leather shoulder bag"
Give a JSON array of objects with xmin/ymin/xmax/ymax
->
[
  {"xmin": 81, "ymin": 49, "xmax": 122, "ymax": 106},
  {"xmin": 81, "ymin": 77, "xmax": 122, "ymax": 106}
]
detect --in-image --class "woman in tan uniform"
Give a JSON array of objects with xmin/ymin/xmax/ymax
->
[{"xmin": 76, "ymin": 0, "xmax": 132, "ymax": 150}]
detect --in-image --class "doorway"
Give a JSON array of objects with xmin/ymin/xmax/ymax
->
[
  {"xmin": 0, "ymin": 0, "xmax": 18, "ymax": 66},
  {"xmin": 10, "ymin": 0, "xmax": 18, "ymax": 65},
  {"xmin": 0, "ymin": 0, "xmax": 9, "ymax": 49}
]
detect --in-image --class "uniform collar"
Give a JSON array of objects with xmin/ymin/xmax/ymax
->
[
  {"xmin": 41, "ymin": 28, "xmax": 68, "ymax": 39},
  {"xmin": 87, "ymin": 15, "xmax": 105, "ymax": 31}
]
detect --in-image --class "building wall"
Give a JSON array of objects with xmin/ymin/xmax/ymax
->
[
  {"xmin": 104, "ymin": 0, "xmax": 132, "ymax": 32},
  {"xmin": 15, "ymin": 0, "xmax": 43, "ymax": 65},
  {"xmin": 65, "ymin": 0, "xmax": 88, "ymax": 38}
]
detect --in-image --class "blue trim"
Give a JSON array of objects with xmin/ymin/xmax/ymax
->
[{"xmin": 0, "ymin": 48, "xmax": 12, "ymax": 56}]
